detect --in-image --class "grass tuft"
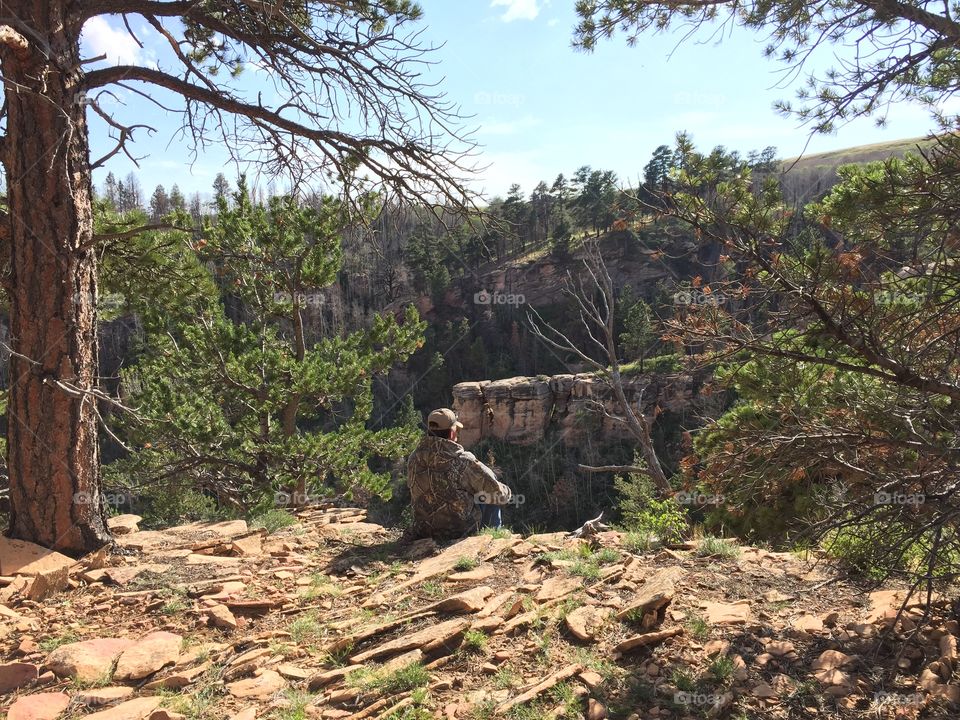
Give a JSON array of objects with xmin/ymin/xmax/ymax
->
[
  {"xmin": 696, "ymin": 535, "xmax": 742, "ymax": 559},
  {"xmin": 250, "ymin": 508, "xmax": 297, "ymax": 534},
  {"xmin": 453, "ymin": 556, "xmax": 478, "ymax": 572}
]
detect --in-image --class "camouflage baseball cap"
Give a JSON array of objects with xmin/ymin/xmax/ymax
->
[{"xmin": 428, "ymin": 408, "xmax": 463, "ymax": 431}]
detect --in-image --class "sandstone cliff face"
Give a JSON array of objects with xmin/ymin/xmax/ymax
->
[
  {"xmin": 452, "ymin": 372, "xmax": 697, "ymax": 448},
  {"xmin": 471, "ymin": 238, "xmax": 671, "ymax": 309}
]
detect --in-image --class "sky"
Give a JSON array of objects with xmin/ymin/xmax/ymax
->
[{"xmin": 81, "ymin": 0, "xmax": 941, "ymax": 202}]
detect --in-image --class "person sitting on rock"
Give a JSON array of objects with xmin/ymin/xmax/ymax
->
[{"xmin": 406, "ymin": 408, "xmax": 512, "ymax": 540}]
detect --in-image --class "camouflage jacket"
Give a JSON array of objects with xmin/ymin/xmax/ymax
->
[{"xmin": 406, "ymin": 436, "xmax": 512, "ymax": 540}]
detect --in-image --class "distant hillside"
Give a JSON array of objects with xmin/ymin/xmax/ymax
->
[{"xmin": 781, "ymin": 135, "xmax": 935, "ymax": 204}]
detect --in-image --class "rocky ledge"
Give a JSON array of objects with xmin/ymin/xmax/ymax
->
[
  {"xmin": 1, "ymin": 506, "xmax": 956, "ymax": 719},
  {"xmin": 451, "ymin": 373, "xmax": 701, "ymax": 447}
]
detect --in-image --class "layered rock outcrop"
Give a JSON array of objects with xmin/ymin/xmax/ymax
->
[{"xmin": 451, "ymin": 372, "xmax": 698, "ymax": 447}]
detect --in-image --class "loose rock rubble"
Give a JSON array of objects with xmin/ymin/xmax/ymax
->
[{"xmin": 0, "ymin": 506, "xmax": 957, "ymax": 718}]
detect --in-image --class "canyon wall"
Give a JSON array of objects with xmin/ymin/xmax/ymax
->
[{"xmin": 451, "ymin": 372, "xmax": 700, "ymax": 448}]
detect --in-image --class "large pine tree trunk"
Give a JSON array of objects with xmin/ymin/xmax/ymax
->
[{"xmin": 0, "ymin": 4, "xmax": 111, "ymax": 554}]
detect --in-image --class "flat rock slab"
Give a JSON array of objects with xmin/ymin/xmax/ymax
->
[
  {"xmin": 203, "ymin": 581, "xmax": 247, "ymax": 600},
  {"xmin": 104, "ymin": 564, "xmax": 170, "ymax": 586},
  {"xmin": 75, "ymin": 686, "xmax": 136, "ymax": 707},
  {"xmin": 791, "ymin": 614, "xmax": 824, "ymax": 633},
  {"xmin": 536, "ymin": 577, "xmax": 581, "ymax": 602},
  {"xmin": 207, "ymin": 604, "xmax": 238, "ymax": 630},
  {"xmin": 382, "ymin": 648, "xmax": 423, "ymax": 673},
  {"xmin": 471, "ymin": 616, "xmax": 504, "ymax": 633},
  {"xmin": 701, "ymin": 600, "xmax": 752, "ymax": 625},
  {"xmin": 865, "ymin": 589, "xmax": 940, "ymax": 624},
  {"xmin": 350, "ymin": 618, "xmax": 470, "ymax": 663},
  {"xmin": 7, "ymin": 692, "xmax": 71, "ymax": 720},
  {"xmin": 615, "ymin": 567, "xmax": 682, "ymax": 620},
  {"xmin": 185, "ymin": 554, "xmax": 241, "ymax": 566},
  {"xmin": 480, "ymin": 538, "xmax": 518, "ymax": 562},
  {"xmin": 83, "ymin": 697, "xmax": 162, "ymax": 720},
  {"xmin": 0, "ymin": 660, "xmax": 39, "ymax": 693},
  {"xmin": 277, "ymin": 664, "xmax": 311, "ymax": 681},
  {"xmin": 0, "ymin": 602, "xmax": 25, "ymax": 619},
  {"xmin": 365, "ymin": 535, "xmax": 493, "ymax": 605},
  {"xmin": 811, "ymin": 649, "xmax": 856, "ymax": 671},
  {"xmin": 144, "ymin": 662, "xmax": 210, "ymax": 691},
  {"xmin": 45, "ymin": 638, "xmax": 136, "ymax": 682},
  {"xmin": 116, "ymin": 520, "xmax": 249, "ymax": 551},
  {"xmin": 171, "ymin": 519, "xmax": 250, "ymax": 539},
  {"xmin": 810, "ymin": 650, "xmax": 857, "ymax": 686},
  {"xmin": 107, "ymin": 515, "xmax": 142, "ymax": 535},
  {"xmin": 525, "ymin": 532, "xmax": 568, "ymax": 549},
  {"xmin": 231, "ymin": 535, "xmax": 263, "ymax": 557},
  {"xmin": 114, "ymin": 631, "xmax": 182, "ymax": 680},
  {"xmin": 0, "ymin": 537, "xmax": 73, "ymax": 577},
  {"xmin": 448, "ymin": 565, "xmax": 495, "ymax": 582},
  {"xmin": 431, "ymin": 586, "xmax": 494, "ymax": 614},
  {"xmin": 27, "ymin": 566, "xmax": 70, "ymax": 601},
  {"xmin": 228, "ymin": 709, "xmax": 257, "ymax": 720},
  {"xmin": 227, "ymin": 669, "xmax": 286, "ymax": 698},
  {"xmin": 317, "ymin": 522, "xmax": 387, "ymax": 538},
  {"xmin": 478, "ymin": 591, "xmax": 514, "ymax": 618},
  {"xmin": 565, "ymin": 606, "xmax": 613, "ymax": 642},
  {"xmin": 115, "ymin": 531, "xmax": 177, "ymax": 552},
  {"xmin": 307, "ymin": 666, "xmax": 359, "ymax": 691},
  {"xmin": 613, "ymin": 627, "xmax": 684, "ymax": 656}
]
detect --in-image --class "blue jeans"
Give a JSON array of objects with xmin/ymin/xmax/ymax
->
[{"xmin": 479, "ymin": 504, "xmax": 502, "ymax": 529}]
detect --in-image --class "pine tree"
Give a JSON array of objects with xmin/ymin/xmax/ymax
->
[
  {"xmin": 149, "ymin": 185, "xmax": 170, "ymax": 220},
  {"xmin": 103, "ymin": 172, "xmax": 120, "ymax": 210},
  {"xmin": 111, "ymin": 177, "xmax": 426, "ymax": 511},
  {"xmin": 212, "ymin": 173, "xmax": 231, "ymax": 203},
  {"xmin": 169, "ymin": 185, "xmax": 186, "ymax": 212}
]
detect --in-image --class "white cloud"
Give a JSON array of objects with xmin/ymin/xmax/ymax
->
[
  {"xmin": 82, "ymin": 16, "xmax": 141, "ymax": 65},
  {"xmin": 491, "ymin": 0, "xmax": 540, "ymax": 22}
]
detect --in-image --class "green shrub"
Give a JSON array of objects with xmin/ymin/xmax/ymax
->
[
  {"xmin": 288, "ymin": 613, "xmax": 324, "ymax": 646},
  {"xmin": 696, "ymin": 535, "xmax": 741, "ymax": 559},
  {"xmin": 349, "ymin": 662, "xmax": 430, "ymax": 695},
  {"xmin": 132, "ymin": 482, "xmax": 222, "ymax": 528},
  {"xmin": 686, "ymin": 615, "xmax": 710, "ymax": 641},
  {"xmin": 453, "ymin": 556, "xmax": 478, "ymax": 572},
  {"xmin": 822, "ymin": 521, "xmax": 960, "ymax": 581},
  {"xmin": 250, "ymin": 509, "xmax": 297, "ymax": 534},
  {"xmin": 461, "ymin": 629, "xmax": 487, "ymax": 653},
  {"xmin": 480, "ymin": 526, "xmax": 512, "ymax": 539},
  {"xmin": 622, "ymin": 530, "xmax": 653, "ymax": 553},
  {"xmin": 708, "ymin": 654, "xmax": 735, "ymax": 684},
  {"xmin": 615, "ymin": 471, "xmax": 688, "ymax": 544}
]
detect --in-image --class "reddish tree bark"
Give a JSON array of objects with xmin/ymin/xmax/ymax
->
[{"xmin": 0, "ymin": 3, "xmax": 110, "ymax": 554}]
